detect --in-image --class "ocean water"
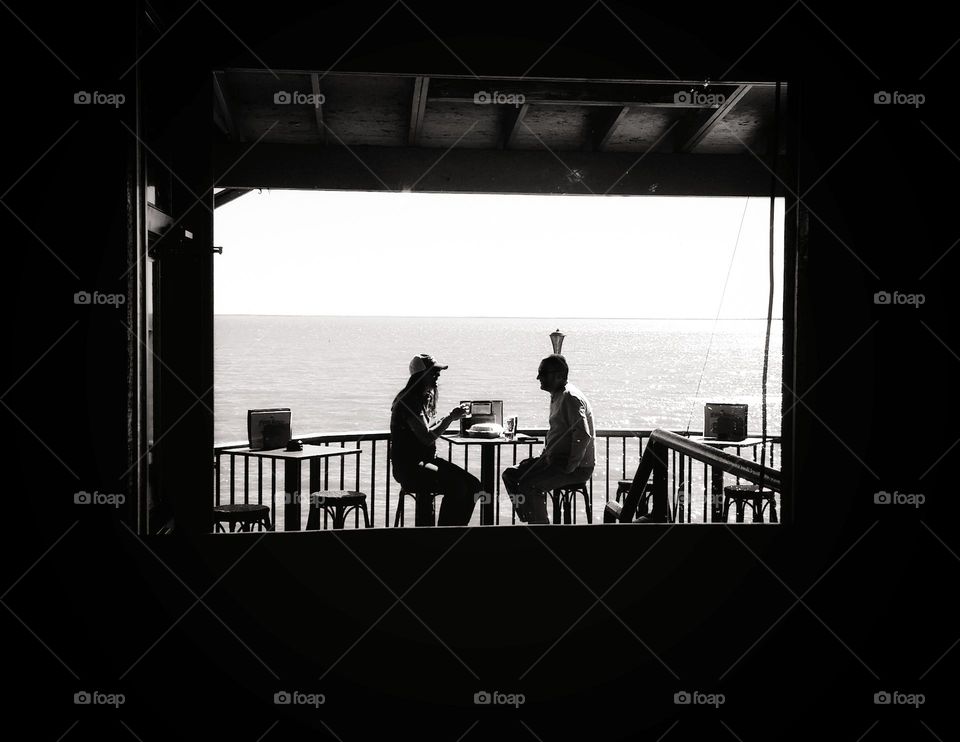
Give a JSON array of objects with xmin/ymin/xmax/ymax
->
[{"xmin": 215, "ymin": 315, "xmax": 783, "ymax": 443}]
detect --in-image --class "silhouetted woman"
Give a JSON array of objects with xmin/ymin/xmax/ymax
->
[{"xmin": 390, "ymin": 354, "xmax": 482, "ymax": 526}]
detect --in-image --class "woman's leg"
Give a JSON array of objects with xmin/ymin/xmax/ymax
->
[{"xmin": 433, "ymin": 458, "xmax": 481, "ymax": 526}]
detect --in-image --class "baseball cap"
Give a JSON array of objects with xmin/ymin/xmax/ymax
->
[{"xmin": 409, "ymin": 353, "xmax": 449, "ymax": 376}]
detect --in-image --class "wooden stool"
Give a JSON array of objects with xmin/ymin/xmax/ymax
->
[
  {"xmin": 615, "ymin": 480, "xmax": 654, "ymax": 515},
  {"xmin": 213, "ymin": 503, "xmax": 272, "ymax": 532},
  {"xmin": 550, "ymin": 483, "xmax": 591, "ymax": 524},
  {"xmin": 306, "ymin": 491, "xmax": 371, "ymax": 529},
  {"xmin": 722, "ymin": 484, "xmax": 778, "ymax": 523},
  {"xmin": 394, "ymin": 489, "xmax": 440, "ymax": 527}
]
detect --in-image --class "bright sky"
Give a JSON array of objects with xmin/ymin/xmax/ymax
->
[{"xmin": 214, "ymin": 190, "xmax": 784, "ymax": 318}]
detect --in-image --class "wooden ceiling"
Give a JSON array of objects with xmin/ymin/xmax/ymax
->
[{"xmin": 214, "ymin": 70, "xmax": 783, "ymax": 156}]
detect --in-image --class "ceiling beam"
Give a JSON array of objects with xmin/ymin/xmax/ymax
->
[
  {"xmin": 501, "ymin": 103, "xmax": 529, "ymax": 149},
  {"xmin": 215, "ymin": 142, "xmax": 780, "ymax": 197},
  {"xmin": 408, "ymin": 76, "xmax": 430, "ymax": 146},
  {"xmin": 310, "ymin": 73, "xmax": 326, "ymax": 145},
  {"xmin": 213, "ymin": 72, "xmax": 239, "ymax": 143},
  {"xmin": 428, "ymin": 78, "xmax": 745, "ymax": 109},
  {"xmin": 214, "ymin": 188, "xmax": 254, "ymax": 208},
  {"xmin": 674, "ymin": 84, "xmax": 752, "ymax": 153}
]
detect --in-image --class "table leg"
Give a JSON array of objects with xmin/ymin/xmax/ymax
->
[
  {"xmin": 711, "ymin": 466, "xmax": 724, "ymax": 523},
  {"xmin": 306, "ymin": 458, "xmax": 322, "ymax": 530},
  {"xmin": 284, "ymin": 459, "xmax": 302, "ymax": 531},
  {"xmin": 480, "ymin": 446, "xmax": 495, "ymax": 525}
]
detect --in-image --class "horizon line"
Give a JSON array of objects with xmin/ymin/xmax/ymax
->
[{"xmin": 214, "ymin": 313, "xmax": 785, "ymax": 320}]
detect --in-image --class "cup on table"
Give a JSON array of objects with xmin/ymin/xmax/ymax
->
[{"xmin": 505, "ymin": 416, "xmax": 518, "ymax": 439}]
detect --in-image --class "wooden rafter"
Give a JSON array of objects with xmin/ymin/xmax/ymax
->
[
  {"xmin": 408, "ymin": 76, "xmax": 430, "ymax": 146},
  {"xmin": 310, "ymin": 73, "xmax": 326, "ymax": 145},
  {"xmin": 213, "ymin": 72, "xmax": 239, "ymax": 143},
  {"xmin": 501, "ymin": 103, "xmax": 529, "ymax": 149},
  {"xmin": 591, "ymin": 105, "xmax": 630, "ymax": 151},
  {"xmin": 675, "ymin": 84, "xmax": 752, "ymax": 153}
]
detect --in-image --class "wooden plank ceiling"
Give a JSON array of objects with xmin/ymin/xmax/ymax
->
[{"xmin": 214, "ymin": 70, "xmax": 783, "ymax": 156}]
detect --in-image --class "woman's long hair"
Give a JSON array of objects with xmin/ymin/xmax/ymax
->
[{"xmin": 391, "ymin": 372, "xmax": 438, "ymax": 419}]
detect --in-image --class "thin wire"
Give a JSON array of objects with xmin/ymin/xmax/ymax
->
[{"xmin": 684, "ymin": 197, "xmax": 752, "ymax": 435}]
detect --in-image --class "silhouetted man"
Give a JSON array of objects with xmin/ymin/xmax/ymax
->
[{"xmin": 502, "ymin": 354, "xmax": 595, "ymax": 524}]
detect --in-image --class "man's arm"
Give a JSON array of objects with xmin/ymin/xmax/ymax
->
[{"xmin": 561, "ymin": 395, "xmax": 593, "ymax": 473}]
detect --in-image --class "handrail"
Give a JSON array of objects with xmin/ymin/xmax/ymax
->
[
  {"xmin": 650, "ymin": 429, "xmax": 782, "ymax": 491},
  {"xmin": 214, "ymin": 428, "xmax": 781, "ymax": 452},
  {"xmin": 614, "ymin": 428, "xmax": 782, "ymax": 523}
]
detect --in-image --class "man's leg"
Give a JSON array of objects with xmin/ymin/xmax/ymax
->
[{"xmin": 517, "ymin": 465, "xmax": 595, "ymax": 524}]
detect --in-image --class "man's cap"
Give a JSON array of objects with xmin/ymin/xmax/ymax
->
[{"xmin": 409, "ymin": 353, "xmax": 449, "ymax": 376}]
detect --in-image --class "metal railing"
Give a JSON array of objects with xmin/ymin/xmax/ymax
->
[{"xmin": 213, "ymin": 429, "xmax": 782, "ymax": 530}]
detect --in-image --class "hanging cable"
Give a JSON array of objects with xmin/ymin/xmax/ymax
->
[{"xmin": 684, "ymin": 197, "xmax": 751, "ymax": 436}]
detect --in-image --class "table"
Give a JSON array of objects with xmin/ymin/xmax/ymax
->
[
  {"xmin": 686, "ymin": 437, "xmax": 764, "ymax": 522},
  {"xmin": 222, "ymin": 446, "xmax": 360, "ymax": 530},
  {"xmin": 442, "ymin": 434, "xmax": 543, "ymax": 525}
]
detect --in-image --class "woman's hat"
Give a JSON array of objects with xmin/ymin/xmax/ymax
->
[{"xmin": 409, "ymin": 353, "xmax": 449, "ymax": 375}]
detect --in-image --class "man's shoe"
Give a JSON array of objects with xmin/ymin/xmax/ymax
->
[{"xmin": 635, "ymin": 513, "xmax": 669, "ymax": 523}]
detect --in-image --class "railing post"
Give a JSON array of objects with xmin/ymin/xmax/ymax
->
[{"xmin": 650, "ymin": 440, "xmax": 668, "ymax": 521}]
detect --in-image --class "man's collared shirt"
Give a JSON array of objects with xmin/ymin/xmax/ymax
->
[{"xmin": 545, "ymin": 382, "xmax": 596, "ymax": 469}]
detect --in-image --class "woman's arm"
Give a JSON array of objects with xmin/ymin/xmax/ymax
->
[
  {"xmin": 427, "ymin": 413, "xmax": 455, "ymax": 438},
  {"xmin": 401, "ymin": 406, "xmax": 464, "ymax": 445}
]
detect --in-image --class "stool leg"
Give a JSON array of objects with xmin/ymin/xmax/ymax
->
[
  {"xmin": 394, "ymin": 494, "xmax": 404, "ymax": 528},
  {"xmin": 722, "ymin": 497, "xmax": 731, "ymax": 523},
  {"xmin": 551, "ymin": 491, "xmax": 562, "ymax": 524},
  {"xmin": 735, "ymin": 499, "xmax": 746, "ymax": 523},
  {"xmin": 584, "ymin": 490, "xmax": 593, "ymax": 524},
  {"xmin": 769, "ymin": 497, "xmax": 778, "ymax": 523},
  {"xmin": 361, "ymin": 502, "xmax": 371, "ymax": 528},
  {"xmin": 334, "ymin": 505, "xmax": 347, "ymax": 529},
  {"xmin": 751, "ymin": 496, "xmax": 763, "ymax": 523}
]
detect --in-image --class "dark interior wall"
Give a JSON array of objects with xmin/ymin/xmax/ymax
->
[{"xmin": 1, "ymin": 0, "xmax": 955, "ymax": 738}]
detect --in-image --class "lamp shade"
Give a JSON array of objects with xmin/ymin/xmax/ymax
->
[{"xmin": 549, "ymin": 328, "xmax": 565, "ymax": 355}]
